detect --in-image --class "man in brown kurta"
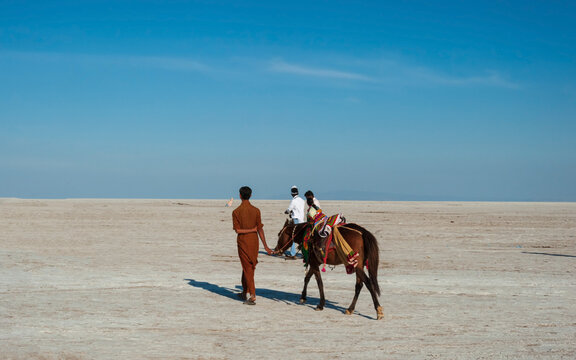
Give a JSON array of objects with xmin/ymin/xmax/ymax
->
[{"xmin": 232, "ymin": 186, "xmax": 272, "ymax": 305}]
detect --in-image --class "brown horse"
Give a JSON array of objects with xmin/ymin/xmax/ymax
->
[{"xmin": 275, "ymin": 219, "xmax": 384, "ymax": 320}]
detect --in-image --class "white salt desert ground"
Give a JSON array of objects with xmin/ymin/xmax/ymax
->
[{"xmin": 1, "ymin": 199, "xmax": 575, "ymax": 359}]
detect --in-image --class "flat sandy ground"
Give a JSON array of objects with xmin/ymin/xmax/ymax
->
[{"xmin": 1, "ymin": 199, "xmax": 575, "ymax": 359}]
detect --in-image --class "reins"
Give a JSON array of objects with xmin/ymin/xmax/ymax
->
[{"xmin": 276, "ymin": 222, "xmax": 303, "ymax": 254}]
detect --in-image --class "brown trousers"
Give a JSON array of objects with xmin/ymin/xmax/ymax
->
[{"xmin": 237, "ymin": 236, "xmax": 259, "ymax": 297}]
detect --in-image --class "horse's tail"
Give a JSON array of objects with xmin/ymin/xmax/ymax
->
[{"xmin": 346, "ymin": 224, "xmax": 381, "ymax": 296}]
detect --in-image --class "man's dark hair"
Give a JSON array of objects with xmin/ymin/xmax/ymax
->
[
  {"xmin": 305, "ymin": 190, "xmax": 314, "ymax": 198},
  {"xmin": 239, "ymin": 186, "xmax": 252, "ymax": 200}
]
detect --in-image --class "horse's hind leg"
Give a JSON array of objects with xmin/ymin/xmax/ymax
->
[
  {"xmin": 358, "ymin": 270, "xmax": 384, "ymax": 320},
  {"xmin": 345, "ymin": 272, "xmax": 364, "ymax": 315},
  {"xmin": 300, "ymin": 268, "xmax": 314, "ymax": 304},
  {"xmin": 313, "ymin": 267, "xmax": 325, "ymax": 311}
]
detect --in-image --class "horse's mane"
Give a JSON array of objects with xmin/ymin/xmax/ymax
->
[{"xmin": 292, "ymin": 223, "xmax": 308, "ymax": 243}]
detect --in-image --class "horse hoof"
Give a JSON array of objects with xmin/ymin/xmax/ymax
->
[
  {"xmin": 376, "ymin": 306, "xmax": 384, "ymax": 320},
  {"xmin": 315, "ymin": 306, "xmax": 323, "ymax": 311},
  {"xmin": 345, "ymin": 309, "xmax": 353, "ymax": 315},
  {"xmin": 299, "ymin": 298, "xmax": 306, "ymax": 304}
]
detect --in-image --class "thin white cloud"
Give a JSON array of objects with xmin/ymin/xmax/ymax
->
[
  {"xmin": 269, "ymin": 60, "xmax": 375, "ymax": 82},
  {"xmin": 267, "ymin": 57, "xmax": 519, "ymax": 89},
  {"xmin": 1, "ymin": 50, "xmax": 519, "ymax": 88}
]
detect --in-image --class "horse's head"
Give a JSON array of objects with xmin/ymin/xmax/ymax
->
[
  {"xmin": 274, "ymin": 219, "xmax": 291, "ymax": 253},
  {"xmin": 274, "ymin": 219, "xmax": 306, "ymax": 254}
]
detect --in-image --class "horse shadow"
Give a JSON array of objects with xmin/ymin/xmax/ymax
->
[{"xmin": 184, "ymin": 278, "xmax": 352, "ymax": 315}]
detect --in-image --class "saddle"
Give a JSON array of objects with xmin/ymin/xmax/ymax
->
[{"xmin": 306, "ymin": 214, "xmax": 361, "ymax": 274}]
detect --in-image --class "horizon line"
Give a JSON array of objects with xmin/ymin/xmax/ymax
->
[{"xmin": 1, "ymin": 197, "xmax": 575, "ymax": 204}]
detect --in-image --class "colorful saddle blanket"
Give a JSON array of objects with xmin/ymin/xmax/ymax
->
[
  {"xmin": 303, "ymin": 210, "xmax": 359, "ymax": 274},
  {"xmin": 304, "ymin": 211, "xmax": 344, "ymax": 241}
]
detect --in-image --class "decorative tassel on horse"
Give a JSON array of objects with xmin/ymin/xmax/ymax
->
[{"xmin": 345, "ymin": 250, "xmax": 359, "ymax": 274}]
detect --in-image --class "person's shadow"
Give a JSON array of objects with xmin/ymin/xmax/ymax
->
[{"xmin": 184, "ymin": 278, "xmax": 356, "ymax": 315}]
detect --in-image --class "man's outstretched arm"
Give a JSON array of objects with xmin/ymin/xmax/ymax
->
[{"xmin": 258, "ymin": 228, "xmax": 272, "ymax": 255}]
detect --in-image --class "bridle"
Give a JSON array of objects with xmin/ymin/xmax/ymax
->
[{"xmin": 276, "ymin": 222, "xmax": 304, "ymax": 254}]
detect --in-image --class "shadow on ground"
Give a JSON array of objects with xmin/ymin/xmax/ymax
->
[
  {"xmin": 522, "ymin": 251, "xmax": 576, "ymax": 258},
  {"xmin": 184, "ymin": 278, "xmax": 365, "ymax": 317}
]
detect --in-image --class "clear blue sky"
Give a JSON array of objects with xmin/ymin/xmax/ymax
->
[{"xmin": 1, "ymin": 0, "xmax": 575, "ymax": 201}]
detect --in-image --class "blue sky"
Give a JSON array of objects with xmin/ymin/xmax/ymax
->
[{"xmin": 1, "ymin": 0, "xmax": 575, "ymax": 201}]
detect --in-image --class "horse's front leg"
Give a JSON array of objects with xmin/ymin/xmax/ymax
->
[
  {"xmin": 313, "ymin": 267, "xmax": 325, "ymax": 311},
  {"xmin": 346, "ymin": 271, "xmax": 364, "ymax": 315},
  {"xmin": 300, "ymin": 267, "xmax": 313, "ymax": 304}
]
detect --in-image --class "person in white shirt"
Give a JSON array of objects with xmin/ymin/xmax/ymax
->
[{"xmin": 284, "ymin": 186, "xmax": 305, "ymax": 258}]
